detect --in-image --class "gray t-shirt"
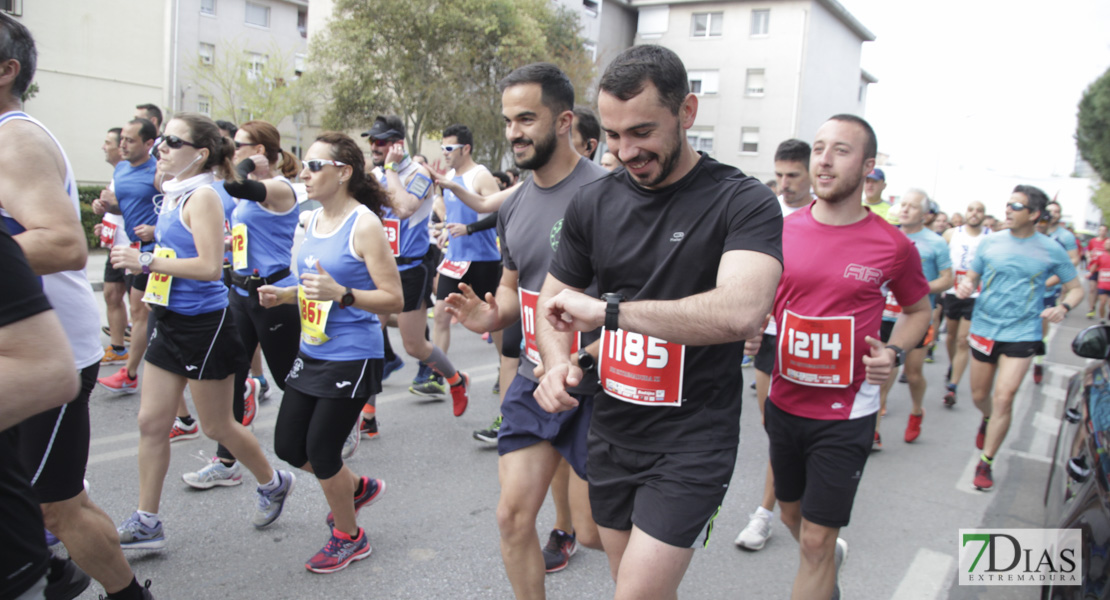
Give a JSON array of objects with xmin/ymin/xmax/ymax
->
[{"xmin": 498, "ymin": 157, "xmax": 610, "ymax": 391}]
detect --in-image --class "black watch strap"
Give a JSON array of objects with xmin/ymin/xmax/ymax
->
[
  {"xmin": 886, "ymin": 344, "xmax": 905, "ymax": 367},
  {"xmin": 577, "ymin": 348, "xmax": 596, "ymax": 374},
  {"xmin": 602, "ymin": 293, "xmax": 624, "ymax": 331},
  {"xmin": 1062, "ymin": 302, "xmax": 1072, "ymax": 312},
  {"xmin": 339, "ymin": 286, "xmax": 355, "ymax": 309}
]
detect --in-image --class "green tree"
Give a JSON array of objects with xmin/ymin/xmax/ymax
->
[
  {"xmin": 1077, "ymin": 66, "xmax": 1110, "ymax": 183},
  {"xmin": 189, "ymin": 39, "xmax": 312, "ymax": 127},
  {"xmin": 1090, "ymin": 180, "xmax": 1110, "ymax": 224},
  {"xmin": 308, "ymin": 0, "xmax": 593, "ymax": 169}
]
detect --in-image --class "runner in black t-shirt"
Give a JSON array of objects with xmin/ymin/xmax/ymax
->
[{"xmin": 535, "ymin": 45, "xmax": 783, "ymax": 597}]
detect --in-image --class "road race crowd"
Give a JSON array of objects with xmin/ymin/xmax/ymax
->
[{"xmin": 0, "ymin": 13, "xmax": 1093, "ymax": 600}]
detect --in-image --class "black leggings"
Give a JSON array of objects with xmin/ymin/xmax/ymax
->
[
  {"xmin": 273, "ymin": 387, "xmax": 365, "ymax": 480},
  {"xmin": 217, "ymin": 290, "xmax": 301, "ymax": 462}
]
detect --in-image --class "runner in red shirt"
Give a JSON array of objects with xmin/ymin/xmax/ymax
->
[
  {"xmin": 1090, "ymin": 240, "xmax": 1110, "ymax": 320},
  {"xmin": 768, "ymin": 115, "xmax": 932, "ymax": 599},
  {"xmin": 1085, "ymin": 225, "xmax": 1108, "ymax": 317}
]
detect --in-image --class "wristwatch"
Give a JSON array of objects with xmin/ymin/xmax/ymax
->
[
  {"xmin": 138, "ymin": 251, "xmax": 154, "ymax": 275},
  {"xmin": 602, "ymin": 293, "xmax": 624, "ymax": 331},
  {"xmin": 338, "ymin": 286, "xmax": 355, "ymax": 309},
  {"xmin": 1061, "ymin": 302, "xmax": 1073, "ymax": 312},
  {"xmin": 886, "ymin": 345, "xmax": 905, "ymax": 368},
  {"xmin": 576, "ymin": 348, "xmax": 596, "ymax": 374},
  {"xmin": 384, "ymin": 162, "xmax": 398, "ymax": 172}
]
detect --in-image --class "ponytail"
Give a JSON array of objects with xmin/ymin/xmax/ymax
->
[{"xmin": 279, "ymin": 149, "xmax": 302, "ymax": 180}]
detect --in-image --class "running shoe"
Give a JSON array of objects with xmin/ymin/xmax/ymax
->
[
  {"xmin": 326, "ymin": 477, "xmax": 386, "ymax": 529},
  {"xmin": 101, "ymin": 324, "xmax": 132, "ymax": 343},
  {"xmin": 904, "ymin": 412, "xmax": 924, "ymax": 443},
  {"xmin": 101, "ymin": 346, "xmax": 128, "ymax": 365},
  {"xmin": 360, "ymin": 416, "xmax": 379, "ymax": 439},
  {"xmin": 382, "ymin": 355, "xmax": 405, "ymax": 381},
  {"xmin": 832, "ymin": 538, "xmax": 848, "ymax": 600},
  {"xmin": 973, "ymin": 459, "xmax": 993, "ymax": 491},
  {"xmin": 872, "ymin": 431, "xmax": 882, "ymax": 452},
  {"xmin": 45, "ymin": 557, "xmax": 90, "ymax": 600},
  {"xmin": 542, "ymin": 529, "xmax": 578, "ymax": 573},
  {"xmin": 257, "ymin": 375, "xmax": 272, "ymax": 402},
  {"xmin": 946, "ymin": 364, "xmax": 952, "ymax": 382},
  {"xmin": 242, "ymin": 378, "xmax": 259, "ymax": 427},
  {"xmin": 169, "ymin": 418, "xmax": 199, "ymax": 443},
  {"xmin": 305, "ymin": 528, "xmax": 371, "ymax": 574},
  {"xmin": 252, "ymin": 470, "xmax": 296, "ymax": 529},
  {"xmin": 341, "ymin": 419, "xmax": 360, "ymax": 459},
  {"xmin": 450, "ymin": 372, "xmax": 470, "ymax": 417},
  {"xmin": 182, "ymin": 458, "xmax": 242, "ymax": 489},
  {"xmin": 98, "ymin": 367, "xmax": 137, "ymax": 394},
  {"xmin": 1033, "ymin": 364, "xmax": 1044, "ymax": 385},
  {"xmin": 734, "ymin": 511, "xmax": 773, "ymax": 550},
  {"xmin": 1088, "ymin": 310, "xmax": 1097, "ymax": 319},
  {"xmin": 117, "ymin": 512, "xmax": 165, "ymax": 550},
  {"xmin": 975, "ymin": 419, "xmax": 988, "ymax": 450},
  {"xmin": 924, "ymin": 344, "xmax": 936, "ymax": 363},
  {"xmin": 943, "ymin": 383, "xmax": 957, "ymax": 408},
  {"xmin": 409, "ymin": 364, "xmax": 446, "ymax": 397},
  {"xmin": 749, "ymin": 380, "xmax": 756, "ymax": 390},
  {"xmin": 492, "ymin": 378, "xmax": 500, "ymax": 395},
  {"xmin": 473, "ymin": 415, "xmax": 502, "ymax": 444},
  {"xmin": 741, "ymin": 355, "xmax": 753, "ymax": 368}
]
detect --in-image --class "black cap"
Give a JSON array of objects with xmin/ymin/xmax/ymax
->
[{"xmin": 361, "ymin": 115, "xmax": 405, "ymax": 141}]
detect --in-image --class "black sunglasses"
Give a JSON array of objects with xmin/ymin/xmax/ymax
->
[
  {"xmin": 161, "ymin": 135, "xmax": 200, "ymax": 150},
  {"xmin": 234, "ymin": 140, "xmax": 256, "ymax": 149},
  {"xmin": 1007, "ymin": 202, "xmax": 1030, "ymax": 212},
  {"xmin": 304, "ymin": 159, "xmax": 348, "ymax": 172}
]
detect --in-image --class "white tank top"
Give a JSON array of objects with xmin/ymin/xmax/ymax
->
[
  {"xmin": 0, "ymin": 111, "xmax": 105, "ymax": 369},
  {"xmin": 946, "ymin": 225, "xmax": 988, "ymax": 298}
]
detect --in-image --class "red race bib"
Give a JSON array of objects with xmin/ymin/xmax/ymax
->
[
  {"xmin": 778, "ymin": 310, "xmax": 854, "ymax": 388},
  {"xmin": 518, "ymin": 288, "xmax": 579, "ymax": 366},
  {"xmin": 882, "ymin": 291, "xmax": 902, "ymax": 320},
  {"xmin": 437, "ymin": 258, "xmax": 470, "ymax": 279},
  {"xmin": 968, "ymin": 333, "xmax": 994, "ymax": 356},
  {"xmin": 99, "ymin": 217, "xmax": 117, "ymax": 247},
  {"xmin": 383, "ymin": 218, "xmax": 400, "ymax": 257},
  {"xmin": 599, "ymin": 327, "xmax": 685, "ymax": 406}
]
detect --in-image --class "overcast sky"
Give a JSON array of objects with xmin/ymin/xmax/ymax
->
[{"xmin": 836, "ymin": 0, "xmax": 1110, "ymax": 180}]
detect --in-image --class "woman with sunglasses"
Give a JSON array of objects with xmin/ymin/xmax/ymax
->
[
  {"xmin": 180, "ymin": 120, "xmax": 304, "ymax": 490},
  {"xmin": 258, "ymin": 132, "xmax": 402, "ymax": 573},
  {"xmin": 109, "ymin": 113, "xmax": 296, "ymax": 550}
]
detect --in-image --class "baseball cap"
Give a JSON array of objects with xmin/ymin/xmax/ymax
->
[
  {"xmin": 866, "ymin": 168, "xmax": 885, "ymax": 181},
  {"xmin": 361, "ymin": 115, "xmax": 405, "ymax": 141}
]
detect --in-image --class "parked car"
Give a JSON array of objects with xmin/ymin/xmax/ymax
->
[{"xmin": 1043, "ymin": 325, "xmax": 1110, "ymax": 599}]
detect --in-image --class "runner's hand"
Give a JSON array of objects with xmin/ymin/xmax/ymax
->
[
  {"xmin": 744, "ymin": 314, "xmax": 771, "ymax": 355},
  {"xmin": 534, "ymin": 362, "xmax": 581, "ymax": 413},
  {"xmin": 446, "ymin": 223, "xmax": 468, "ymax": 238},
  {"xmin": 862, "ymin": 335, "xmax": 895, "ymax": 385},
  {"xmin": 543, "ymin": 289, "xmax": 604, "ymax": 332},
  {"xmin": 110, "ymin": 246, "xmax": 140, "ymax": 272},
  {"xmin": 300, "ymin": 262, "xmax": 343, "ymax": 302},
  {"xmin": 1041, "ymin": 305, "xmax": 1068, "ymax": 323},
  {"xmin": 385, "ymin": 143, "xmax": 406, "ymax": 165},
  {"xmin": 134, "ymin": 224, "xmax": 155, "ymax": 242},
  {"xmin": 955, "ymin": 278, "xmax": 974, "ymax": 299},
  {"xmin": 248, "ymin": 154, "xmax": 270, "ymax": 178},
  {"xmin": 257, "ymin": 285, "xmax": 291, "ymax": 308},
  {"xmin": 444, "ymin": 282, "xmax": 498, "ymax": 333}
]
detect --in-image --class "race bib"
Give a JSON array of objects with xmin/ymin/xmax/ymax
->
[
  {"xmin": 519, "ymin": 288, "xmax": 579, "ymax": 366},
  {"xmin": 599, "ymin": 327, "xmax": 685, "ymax": 406},
  {"xmin": 954, "ymin": 269, "xmax": 982, "ymax": 294},
  {"xmin": 968, "ymin": 333, "xmax": 994, "ymax": 356},
  {"xmin": 882, "ymin": 291, "xmax": 902, "ymax": 320},
  {"xmin": 778, "ymin": 310, "xmax": 853, "ymax": 388},
  {"xmin": 1099, "ymin": 270, "xmax": 1110, "ymax": 286},
  {"xmin": 298, "ymin": 285, "xmax": 332, "ymax": 346},
  {"xmin": 383, "ymin": 218, "xmax": 400, "ymax": 257},
  {"xmin": 141, "ymin": 247, "xmax": 177, "ymax": 307},
  {"xmin": 99, "ymin": 218, "xmax": 117, "ymax": 248},
  {"xmin": 437, "ymin": 258, "xmax": 470, "ymax": 279},
  {"xmin": 231, "ymin": 223, "xmax": 248, "ymax": 270}
]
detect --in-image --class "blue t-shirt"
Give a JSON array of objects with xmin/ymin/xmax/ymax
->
[
  {"xmin": 1044, "ymin": 226, "xmax": 1077, "ymax": 296},
  {"xmin": 153, "ymin": 186, "xmax": 229, "ymax": 315},
  {"xmin": 114, "ymin": 157, "xmax": 159, "ymax": 250},
  {"xmin": 905, "ymin": 228, "xmax": 952, "ymax": 309},
  {"xmin": 443, "ymin": 169, "xmax": 499, "ymax": 262},
  {"xmin": 229, "ymin": 179, "xmax": 299, "ymax": 296},
  {"xmin": 970, "ymin": 231, "xmax": 1078, "ymax": 342}
]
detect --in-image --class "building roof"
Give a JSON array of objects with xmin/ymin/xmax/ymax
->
[{"xmin": 627, "ymin": 0, "xmax": 875, "ymax": 42}]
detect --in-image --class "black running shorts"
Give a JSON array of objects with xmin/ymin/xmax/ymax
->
[
  {"xmin": 970, "ymin": 340, "xmax": 1042, "ymax": 364},
  {"xmin": 586, "ymin": 431, "xmax": 736, "ymax": 548},
  {"xmin": 16, "ymin": 364, "xmax": 97, "ymax": 504},
  {"xmin": 399, "ymin": 261, "xmax": 434, "ymax": 313},
  {"xmin": 497, "ymin": 376, "xmax": 592, "ymax": 478},
  {"xmin": 501, "ymin": 320, "xmax": 523, "ymax": 360},
  {"xmin": 284, "ymin": 354, "xmax": 384, "ymax": 400},
  {"xmin": 754, "ymin": 333, "xmax": 775, "ymax": 375},
  {"xmin": 144, "ymin": 307, "xmax": 247, "ymax": 380},
  {"xmin": 944, "ymin": 296, "xmax": 975, "ymax": 321},
  {"xmin": 435, "ymin": 260, "xmax": 500, "ymax": 303},
  {"xmin": 103, "ymin": 259, "xmax": 128, "ymax": 284},
  {"xmin": 765, "ymin": 398, "xmax": 875, "ymax": 528}
]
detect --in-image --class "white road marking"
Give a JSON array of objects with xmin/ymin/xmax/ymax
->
[{"xmin": 890, "ymin": 548, "xmax": 954, "ymax": 600}]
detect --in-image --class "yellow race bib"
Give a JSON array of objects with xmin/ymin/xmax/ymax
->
[
  {"xmin": 142, "ymin": 247, "xmax": 177, "ymax": 307},
  {"xmin": 298, "ymin": 285, "xmax": 332, "ymax": 345},
  {"xmin": 231, "ymin": 223, "xmax": 248, "ymax": 270}
]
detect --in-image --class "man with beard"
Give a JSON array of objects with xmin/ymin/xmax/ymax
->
[
  {"xmin": 941, "ymin": 201, "xmax": 989, "ymax": 407},
  {"xmin": 534, "ymin": 45, "xmax": 782, "ymax": 598},
  {"xmin": 365, "ymin": 115, "xmax": 471, "ymax": 418},
  {"xmin": 767, "ymin": 115, "xmax": 931, "ymax": 598},
  {"xmin": 1034, "ymin": 200, "xmax": 1079, "ymax": 384}
]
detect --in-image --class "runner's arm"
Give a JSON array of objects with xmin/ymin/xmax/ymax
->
[
  {"xmin": 444, "ymin": 268, "xmax": 520, "ymax": 334},
  {"xmin": 1043, "ymin": 277, "xmax": 1084, "ymax": 323},
  {"xmin": 346, "ymin": 214, "xmax": 404, "ymax": 314},
  {"xmin": 956, "ymin": 270, "xmax": 981, "ymax": 299},
  {"xmin": 430, "ymin": 171, "xmax": 519, "ymax": 213},
  {"xmin": 0, "ymin": 310, "xmax": 77, "ymax": 430},
  {"xmin": 110, "ymin": 188, "xmax": 226, "ymax": 280},
  {"xmin": 930, "ymin": 268, "xmax": 953, "ymax": 295},
  {"xmin": 384, "ymin": 165, "xmax": 431, "ymax": 220},
  {"xmin": 535, "ymin": 274, "xmax": 588, "ymax": 413}
]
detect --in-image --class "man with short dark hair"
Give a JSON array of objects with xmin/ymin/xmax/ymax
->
[
  {"xmin": 134, "ymin": 103, "xmax": 162, "ymax": 132},
  {"xmin": 1034, "ymin": 199, "xmax": 1080, "ymax": 384},
  {"xmin": 535, "ymin": 45, "xmax": 782, "ymax": 598},
  {"xmin": 92, "ymin": 127, "xmax": 131, "ymax": 365},
  {"xmin": 941, "ymin": 200, "xmax": 989, "ymax": 407},
  {"xmin": 571, "ymin": 106, "xmax": 600, "ymax": 161},
  {"xmin": 958, "ymin": 186, "xmax": 1082, "ymax": 491}
]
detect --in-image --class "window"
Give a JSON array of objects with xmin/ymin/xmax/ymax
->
[
  {"xmin": 583, "ymin": 41, "xmax": 597, "ymax": 62},
  {"xmin": 246, "ymin": 52, "xmax": 267, "ymax": 80},
  {"xmin": 245, "ymin": 2, "xmax": 270, "ymax": 27},
  {"xmin": 197, "ymin": 95, "xmax": 211, "ymax": 116},
  {"xmin": 294, "ymin": 53, "xmax": 306, "ymax": 78},
  {"xmin": 199, "ymin": 43, "xmax": 215, "ymax": 66},
  {"xmin": 745, "ymin": 69, "xmax": 765, "ymax": 97},
  {"xmin": 691, "ymin": 12, "xmax": 723, "ymax": 37},
  {"xmin": 637, "ymin": 5, "xmax": 669, "ymax": 38},
  {"xmin": 687, "ymin": 70, "xmax": 719, "ymax": 95},
  {"xmin": 200, "ymin": 0, "xmax": 215, "ymax": 16},
  {"xmin": 741, "ymin": 127, "xmax": 760, "ymax": 153},
  {"xmin": 297, "ymin": 10, "xmax": 307, "ymax": 38},
  {"xmin": 2, "ymin": 0, "xmax": 23, "ymax": 16},
  {"xmin": 687, "ymin": 131, "xmax": 714, "ymax": 154},
  {"xmin": 583, "ymin": 0, "xmax": 599, "ymax": 17},
  {"xmin": 751, "ymin": 9, "xmax": 769, "ymax": 36}
]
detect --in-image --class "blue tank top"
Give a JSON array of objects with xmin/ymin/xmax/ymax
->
[
  {"xmin": 214, "ymin": 181, "xmax": 236, "ymax": 265},
  {"xmin": 297, "ymin": 205, "xmax": 383, "ymax": 360},
  {"xmin": 154, "ymin": 184, "xmax": 229, "ymax": 315},
  {"xmin": 379, "ymin": 158, "xmax": 432, "ymax": 271},
  {"xmin": 114, "ymin": 157, "xmax": 159, "ymax": 250},
  {"xmin": 230, "ymin": 177, "xmax": 299, "ymax": 296},
  {"xmin": 443, "ymin": 167, "xmax": 500, "ymax": 262}
]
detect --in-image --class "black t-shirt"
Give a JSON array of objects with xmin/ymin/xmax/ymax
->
[
  {"xmin": 0, "ymin": 221, "xmax": 52, "ymax": 598},
  {"xmin": 549, "ymin": 154, "xmax": 782, "ymax": 452}
]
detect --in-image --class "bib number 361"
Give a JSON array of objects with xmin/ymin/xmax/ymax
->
[
  {"xmin": 778, "ymin": 310, "xmax": 853, "ymax": 388},
  {"xmin": 599, "ymin": 327, "xmax": 684, "ymax": 406}
]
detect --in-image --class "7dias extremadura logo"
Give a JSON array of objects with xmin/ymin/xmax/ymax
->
[{"xmin": 958, "ymin": 529, "xmax": 1081, "ymax": 586}]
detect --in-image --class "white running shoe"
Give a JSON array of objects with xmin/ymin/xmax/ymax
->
[
  {"xmin": 182, "ymin": 458, "xmax": 243, "ymax": 490},
  {"xmin": 341, "ymin": 419, "xmax": 360, "ymax": 459},
  {"xmin": 734, "ymin": 511, "xmax": 773, "ymax": 550}
]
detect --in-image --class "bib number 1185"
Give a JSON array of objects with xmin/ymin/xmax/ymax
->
[{"xmin": 599, "ymin": 327, "xmax": 684, "ymax": 407}]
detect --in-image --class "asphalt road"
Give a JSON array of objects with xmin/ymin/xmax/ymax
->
[{"xmin": 66, "ymin": 251, "xmax": 1088, "ymax": 599}]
